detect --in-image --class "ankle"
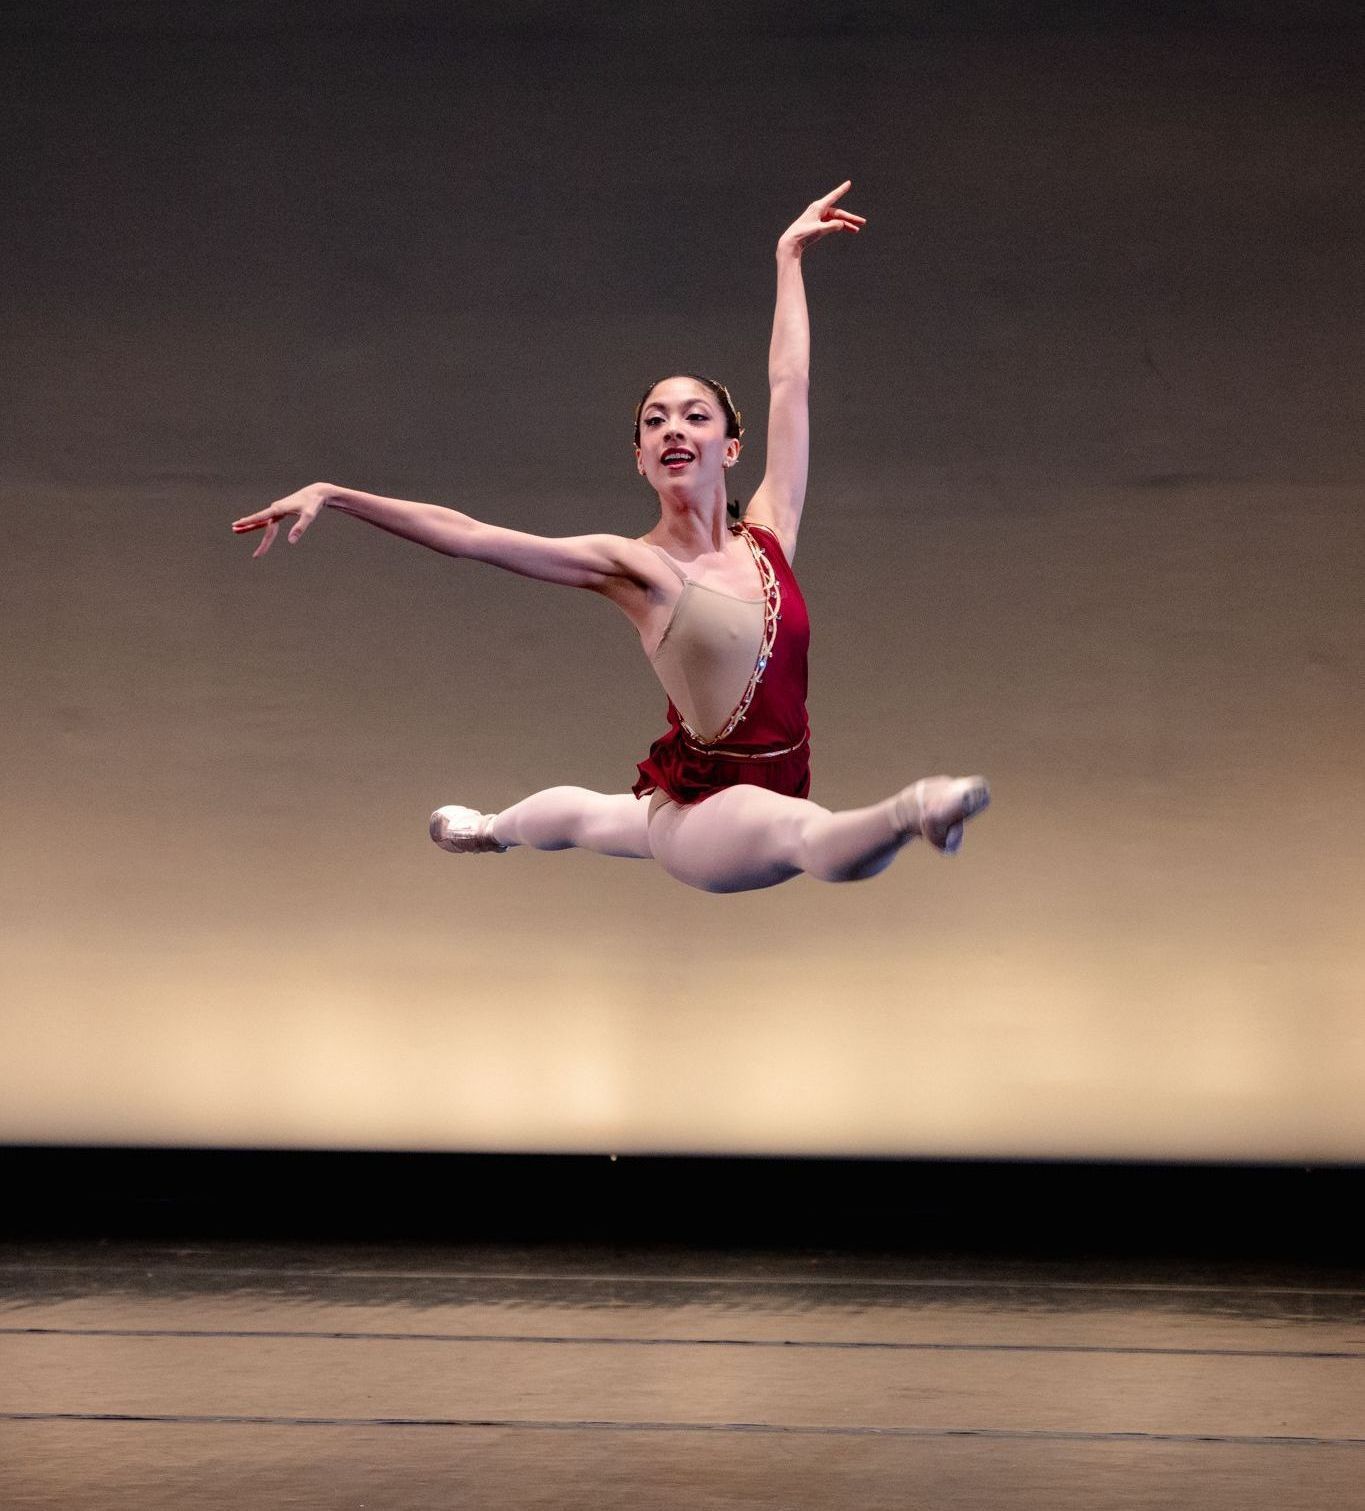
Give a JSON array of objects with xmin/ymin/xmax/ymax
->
[{"xmin": 889, "ymin": 782, "xmax": 928, "ymax": 840}]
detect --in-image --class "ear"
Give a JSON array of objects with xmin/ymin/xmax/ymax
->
[
  {"xmin": 725, "ymin": 437, "xmax": 742, "ymax": 467},
  {"xmin": 634, "ymin": 446, "xmax": 645, "ymax": 475}
]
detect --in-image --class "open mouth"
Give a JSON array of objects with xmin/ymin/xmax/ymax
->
[{"xmin": 662, "ymin": 450, "xmax": 695, "ymax": 469}]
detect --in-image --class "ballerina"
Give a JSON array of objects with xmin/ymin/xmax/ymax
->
[{"xmin": 232, "ymin": 181, "xmax": 989, "ymax": 894}]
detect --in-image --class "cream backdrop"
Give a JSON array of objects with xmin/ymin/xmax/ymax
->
[{"xmin": 3, "ymin": 4, "xmax": 1362, "ymax": 1158}]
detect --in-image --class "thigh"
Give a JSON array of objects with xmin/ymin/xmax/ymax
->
[
  {"xmin": 582, "ymin": 790, "xmax": 655, "ymax": 858},
  {"xmin": 647, "ymin": 784, "xmax": 829, "ymax": 894}
]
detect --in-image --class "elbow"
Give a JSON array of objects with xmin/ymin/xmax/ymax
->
[
  {"xmin": 769, "ymin": 371, "xmax": 810, "ymax": 392},
  {"xmin": 447, "ymin": 515, "xmax": 487, "ymax": 558}
]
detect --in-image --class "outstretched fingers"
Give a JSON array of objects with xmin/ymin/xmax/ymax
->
[
  {"xmin": 817, "ymin": 180, "xmax": 866, "ymax": 232},
  {"xmin": 779, "ymin": 181, "xmax": 867, "ymax": 251},
  {"xmin": 231, "ymin": 484, "xmax": 325, "ymax": 557},
  {"xmin": 228, "ymin": 509, "xmax": 281, "ymax": 557}
]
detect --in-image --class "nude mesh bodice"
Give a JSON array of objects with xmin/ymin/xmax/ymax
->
[{"xmin": 645, "ymin": 526, "xmax": 779, "ymax": 745}]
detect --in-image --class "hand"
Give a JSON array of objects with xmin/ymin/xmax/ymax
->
[
  {"xmin": 777, "ymin": 180, "xmax": 866, "ymax": 254},
  {"xmin": 231, "ymin": 482, "xmax": 328, "ymax": 558}
]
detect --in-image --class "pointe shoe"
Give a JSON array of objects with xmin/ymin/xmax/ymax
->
[
  {"xmin": 903, "ymin": 775, "xmax": 991, "ymax": 855},
  {"xmin": 429, "ymin": 805, "xmax": 507, "ymax": 854}
]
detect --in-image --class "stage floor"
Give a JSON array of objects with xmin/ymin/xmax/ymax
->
[{"xmin": 1, "ymin": 1238, "xmax": 1362, "ymax": 1508}]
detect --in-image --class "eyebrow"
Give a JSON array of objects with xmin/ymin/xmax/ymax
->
[{"xmin": 642, "ymin": 395, "xmax": 715, "ymax": 416}]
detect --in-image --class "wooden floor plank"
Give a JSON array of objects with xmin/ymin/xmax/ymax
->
[
  {"xmin": 2, "ymin": 1333, "xmax": 1360, "ymax": 1439},
  {"xmin": 2, "ymin": 1421, "xmax": 1362, "ymax": 1511}
]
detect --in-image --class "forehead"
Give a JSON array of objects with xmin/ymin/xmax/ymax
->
[{"xmin": 642, "ymin": 379, "xmax": 716, "ymax": 413}]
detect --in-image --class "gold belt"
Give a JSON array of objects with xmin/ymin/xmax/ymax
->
[{"xmin": 681, "ymin": 730, "xmax": 809, "ymax": 762}]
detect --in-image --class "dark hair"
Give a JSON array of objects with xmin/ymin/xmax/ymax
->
[{"xmin": 632, "ymin": 373, "xmax": 745, "ymax": 520}]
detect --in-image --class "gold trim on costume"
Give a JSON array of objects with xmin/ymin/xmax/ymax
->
[{"xmin": 680, "ymin": 730, "xmax": 809, "ymax": 761}]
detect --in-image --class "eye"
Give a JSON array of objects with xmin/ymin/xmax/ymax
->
[
  {"xmin": 688, "ymin": 412, "xmax": 707, "ymax": 422},
  {"xmin": 644, "ymin": 416, "xmax": 662, "ymax": 426}
]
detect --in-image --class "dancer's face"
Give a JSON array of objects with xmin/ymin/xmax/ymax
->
[{"xmin": 634, "ymin": 377, "xmax": 741, "ymax": 495}]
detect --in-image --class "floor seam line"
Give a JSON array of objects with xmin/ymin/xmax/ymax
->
[
  {"xmin": 3, "ymin": 1326, "xmax": 1360, "ymax": 1361},
  {"xmin": 1, "ymin": 1411, "xmax": 1361, "ymax": 1447}
]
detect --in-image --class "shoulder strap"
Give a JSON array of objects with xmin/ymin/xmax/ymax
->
[{"xmin": 647, "ymin": 544, "xmax": 690, "ymax": 584}]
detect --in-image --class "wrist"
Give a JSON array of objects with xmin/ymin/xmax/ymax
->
[{"xmin": 775, "ymin": 237, "xmax": 804, "ymax": 262}]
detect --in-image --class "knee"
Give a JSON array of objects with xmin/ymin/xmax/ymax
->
[
  {"xmin": 790, "ymin": 811, "xmax": 837, "ymax": 882},
  {"xmin": 795, "ymin": 811, "xmax": 888, "ymax": 884},
  {"xmin": 555, "ymin": 786, "xmax": 615, "ymax": 848}
]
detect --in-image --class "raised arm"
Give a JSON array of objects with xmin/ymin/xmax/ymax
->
[
  {"xmin": 231, "ymin": 481, "xmax": 653, "ymax": 593},
  {"xmin": 743, "ymin": 181, "xmax": 865, "ymax": 560}
]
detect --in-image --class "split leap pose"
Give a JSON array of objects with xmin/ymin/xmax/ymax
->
[{"xmin": 232, "ymin": 182, "xmax": 989, "ymax": 893}]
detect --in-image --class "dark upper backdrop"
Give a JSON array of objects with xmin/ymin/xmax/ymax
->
[{"xmin": 2, "ymin": 1, "xmax": 1361, "ymax": 1159}]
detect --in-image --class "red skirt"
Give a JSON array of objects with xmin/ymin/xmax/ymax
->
[{"xmin": 633, "ymin": 725, "xmax": 811, "ymax": 807}]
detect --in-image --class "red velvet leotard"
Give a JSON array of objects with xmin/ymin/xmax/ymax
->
[{"xmin": 632, "ymin": 521, "xmax": 811, "ymax": 805}]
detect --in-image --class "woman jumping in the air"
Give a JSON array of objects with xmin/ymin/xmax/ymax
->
[{"xmin": 232, "ymin": 181, "xmax": 989, "ymax": 894}]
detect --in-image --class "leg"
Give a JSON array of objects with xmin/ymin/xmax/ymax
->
[
  {"xmin": 488, "ymin": 786, "xmax": 653, "ymax": 859},
  {"xmin": 648, "ymin": 776, "xmax": 989, "ymax": 895}
]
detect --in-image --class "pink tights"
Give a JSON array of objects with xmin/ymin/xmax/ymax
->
[{"xmin": 488, "ymin": 783, "xmax": 948, "ymax": 895}]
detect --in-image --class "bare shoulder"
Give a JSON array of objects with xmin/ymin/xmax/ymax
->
[
  {"xmin": 618, "ymin": 531, "xmax": 673, "ymax": 576},
  {"xmin": 589, "ymin": 531, "xmax": 679, "ymax": 591},
  {"xmin": 590, "ymin": 530, "xmax": 680, "ymax": 605}
]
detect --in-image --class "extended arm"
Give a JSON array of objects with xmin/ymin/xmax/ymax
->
[
  {"xmin": 743, "ymin": 181, "xmax": 865, "ymax": 560},
  {"xmin": 231, "ymin": 482, "xmax": 649, "ymax": 592}
]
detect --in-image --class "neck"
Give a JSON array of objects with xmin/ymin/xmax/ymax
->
[{"xmin": 653, "ymin": 486, "xmax": 732, "ymax": 554}]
